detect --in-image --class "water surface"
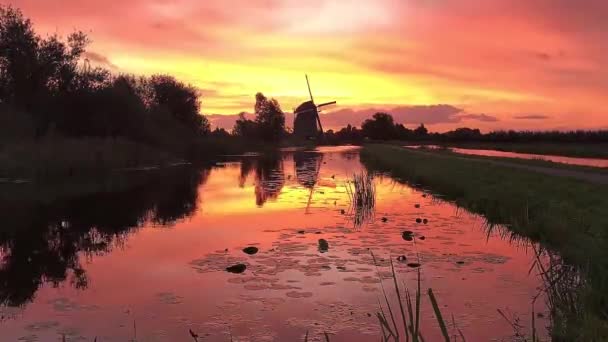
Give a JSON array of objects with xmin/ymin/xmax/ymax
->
[
  {"xmin": 404, "ymin": 145, "xmax": 608, "ymax": 168},
  {"xmin": 1, "ymin": 147, "xmax": 549, "ymax": 341}
]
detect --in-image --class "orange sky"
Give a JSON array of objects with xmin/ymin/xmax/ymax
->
[{"xmin": 5, "ymin": 0, "xmax": 608, "ymax": 131}]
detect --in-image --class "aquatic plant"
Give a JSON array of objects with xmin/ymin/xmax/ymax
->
[
  {"xmin": 345, "ymin": 172, "xmax": 376, "ymax": 227},
  {"xmin": 370, "ymin": 252, "xmax": 466, "ymax": 342}
]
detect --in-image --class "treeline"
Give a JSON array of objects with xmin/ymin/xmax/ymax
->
[
  {"xmin": 324, "ymin": 112, "xmax": 608, "ymax": 144},
  {"xmin": 0, "ymin": 6, "xmax": 215, "ymax": 158}
]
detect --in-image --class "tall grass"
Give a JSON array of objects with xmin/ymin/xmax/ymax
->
[
  {"xmin": 345, "ymin": 172, "xmax": 376, "ymax": 227},
  {"xmin": 370, "ymin": 252, "xmax": 464, "ymax": 342}
]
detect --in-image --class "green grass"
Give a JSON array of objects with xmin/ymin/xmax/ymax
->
[{"xmin": 360, "ymin": 144, "xmax": 608, "ymax": 340}]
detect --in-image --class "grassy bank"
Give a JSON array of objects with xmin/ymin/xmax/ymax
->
[
  {"xmin": 360, "ymin": 144, "xmax": 608, "ymax": 340},
  {"xmin": 0, "ymin": 137, "xmax": 182, "ymax": 181},
  {"xmin": 0, "ymin": 135, "xmax": 271, "ymax": 182}
]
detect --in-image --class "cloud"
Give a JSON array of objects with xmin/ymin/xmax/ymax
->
[
  {"xmin": 513, "ymin": 114, "xmax": 551, "ymax": 120},
  {"xmin": 206, "ymin": 104, "xmax": 500, "ymax": 130},
  {"xmin": 9, "ymin": 0, "xmax": 608, "ymax": 130},
  {"xmin": 457, "ymin": 113, "xmax": 500, "ymax": 122},
  {"xmin": 83, "ymin": 51, "xmax": 117, "ymax": 69}
]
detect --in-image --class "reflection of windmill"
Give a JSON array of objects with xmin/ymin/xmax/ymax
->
[
  {"xmin": 294, "ymin": 151, "xmax": 324, "ymax": 213},
  {"xmin": 293, "ymin": 75, "xmax": 336, "ymax": 140}
]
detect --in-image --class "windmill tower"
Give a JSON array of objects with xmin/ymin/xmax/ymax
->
[{"xmin": 293, "ymin": 75, "xmax": 336, "ymax": 140}]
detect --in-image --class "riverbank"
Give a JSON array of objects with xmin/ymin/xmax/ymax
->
[
  {"xmin": 0, "ymin": 135, "xmax": 272, "ymax": 182},
  {"xmin": 360, "ymin": 144, "xmax": 608, "ymax": 340}
]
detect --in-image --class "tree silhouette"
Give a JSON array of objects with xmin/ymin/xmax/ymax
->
[
  {"xmin": 144, "ymin": 75, "xmax": 210, "ymax": 135},
  {"xmin": 413, "ymin": 123, "xmax": 428, "ymax": 137},
  {"xmin": 254, "ymin": 92, "xmax": 285, "ymax": 142},
  {"xmin": 233, "ymin": 112, "xmax": 258, "ymax": 139},
  {"xmin": 361, "ymin": 112, "xmax": 397, "ymax": 140}
]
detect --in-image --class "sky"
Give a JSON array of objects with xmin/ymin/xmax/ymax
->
[{"xmin": 4, "ymin": 0, "xmax": 608, "ymax": 132}]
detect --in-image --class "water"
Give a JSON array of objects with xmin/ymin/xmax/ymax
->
[
  {"xmin": 0, "ymin": 146, "xmax": 550, "ymax": 341},
  {"xmin": 404, "ymin": 145, "xmax": 608, "ymax": 168}
]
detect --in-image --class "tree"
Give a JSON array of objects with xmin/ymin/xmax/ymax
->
[
  {"xmin": 144, "ymin": 75, "xmax": 210, "ymax": 135},
  {"xmin": 0, "ymin": 6, "xmax": 88, "ymax": 109},
  {"xmin": 0, "ymin": 6, "xmax": 39, "ymax": 107},
  {"xmin": 361, "ymin": 112, "xmax": 396, "ymax": 140},
  {"xmin": 414, "ymin": 123, "xmax": 428, "ymax": 137},
  {"xmin": 233, "ymin": 112, "xmax": 258, "ymax": 139},
  {"xmin": 254, "ymin": 92, "xmax": 285, "ymax": 142}
]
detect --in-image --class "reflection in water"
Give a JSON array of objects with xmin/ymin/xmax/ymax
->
[
  {"xmin": 0, "ymin": 147, "xmax": 557, "ymax": 341},
  {"xmin": 239, "ymin": 154, "xmax": 286, "ymax": 207},
  {"xmin": 0, "ymin": 167, "xmax": 209, "ymax": 307},
  {"xmin": 294, "ymin": 151, "xmax": 324, "ymax": 212},
  {"xmin": 294, "ymin": 151, "xmax": 323, "ymax": 189}
]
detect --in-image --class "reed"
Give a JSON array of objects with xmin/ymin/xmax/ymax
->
[{"xmin": 345, "ymin": 172, "xmax": 376, "ymax": 227}]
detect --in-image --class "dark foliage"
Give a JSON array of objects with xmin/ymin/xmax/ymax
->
[
  {"xmin": 328, "ymin": 111, "xmax": 608, "ymax": 145},
  {"xmin": 1, "ymin": 6, "xmax": 211, "ymax": 158},
  {"xmin": 254, "ymin": 92, "xmax": 285, "ymax": 142}
]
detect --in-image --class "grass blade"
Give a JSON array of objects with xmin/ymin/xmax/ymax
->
[
  {"xmin": 428, "ymin": 288, "xmax": 450, "ymax": 342},
  {"xmin": 390, "ymin": 257, "xmax": 409, "ymax": 340}
]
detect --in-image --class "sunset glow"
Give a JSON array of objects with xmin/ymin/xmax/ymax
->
[{"xmin": 7, "ymin": 0, "xmax": 608, "ymax": 131}]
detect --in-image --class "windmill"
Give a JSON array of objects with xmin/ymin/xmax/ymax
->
[{"xmin": 293, "ymin": 75, "xmax": 336, "ymax": 139}]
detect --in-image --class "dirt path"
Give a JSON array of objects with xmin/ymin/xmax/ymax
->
[{"xmin": 412, "ymin": 149, "xmax": 608, "ymax": 185}]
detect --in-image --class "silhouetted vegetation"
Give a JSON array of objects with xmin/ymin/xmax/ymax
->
[
  {"xmin": 232, "ymin": 93, "xmax": 286, "ymax": 142},
  {"xmin": 0, "ymin": 6, "xmax": 264, "ymax": 181},
  {"xmin": 0, "ymin": 7, "xmax": 210, "ymax": 145}
]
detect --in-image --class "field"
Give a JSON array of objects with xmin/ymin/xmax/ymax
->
[{"xmin": 360, "ymin": 144, "xmax": 608, "ymax": 340}]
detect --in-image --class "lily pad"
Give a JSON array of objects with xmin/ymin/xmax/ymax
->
[
  {"xmin": 402, "ymin": 231, "xmax": 414, "ymax": 241},
  {"xmin": 243, "ymin": 247, "xmax": 259, "ymax": 255},
  {"xmin": 226, "ymin": 264, "xmax": 247, "ymax": 274},
  {"xmin": 318, "ymin": 239, "xmax": 329, "ymax": 253}
]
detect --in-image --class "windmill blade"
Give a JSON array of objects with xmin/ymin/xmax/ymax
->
[
  {"xmin": 316, "ymin": 111, "xmax": 324, "ymax": 134},
  {"xmin": 317, "ymin": 101, "xmax": 336, "ymax": 108},
  {"xmin": 305, "ymin": 74, "xmax": 314, "ymax": 103}
]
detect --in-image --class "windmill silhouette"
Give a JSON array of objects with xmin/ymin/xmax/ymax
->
[{"xmin": 293, "ymin": 75, "xmax": 336, "ymax": 139}]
